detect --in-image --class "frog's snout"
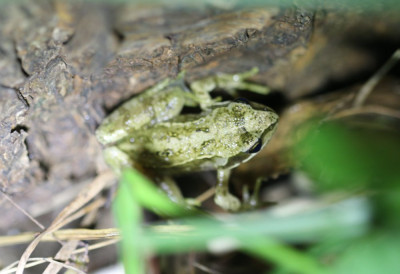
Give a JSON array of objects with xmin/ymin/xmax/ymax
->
[
  {"xmin": 267, "ymin": 112, "xmax": 279, "ymax": 132},
  {"xmin": 270, "ymin": 111, "xmax": 279, "ymax": 124}
]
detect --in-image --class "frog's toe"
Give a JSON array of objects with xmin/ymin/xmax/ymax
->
[{"xmin": 214, "ymin": 193, "xmax": 241, "ymax": 211}]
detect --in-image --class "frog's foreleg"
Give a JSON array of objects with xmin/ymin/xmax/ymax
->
[
  {"xmin": 102, "ymin": 147, "xmax": 134, "ymax": 176},
  {"xmin": 214, "ymin": 169, "xmax": 241, "ymax": 211},
  {"xmin": 188, "ymin": 79, "xmax": 218, "ymax": 109},
  {"xmin": 242, "ymin": 178, "xmax": 263, "ymax": 210}
]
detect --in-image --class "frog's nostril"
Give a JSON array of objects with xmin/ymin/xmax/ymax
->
[{"xmin": 264, "ymin": 106, "xmax": 276, "ymax": 113}]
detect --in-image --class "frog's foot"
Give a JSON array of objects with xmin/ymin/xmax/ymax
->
[
  {"xmin": 214, "ymin": 191, "xmax": 241, "ymax": 211},
  {"xmin": 241, "ymin": 178, "xmax": 263, "ymax": 210}
]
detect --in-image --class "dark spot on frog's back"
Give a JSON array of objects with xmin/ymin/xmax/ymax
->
[
  {"xmin": 200, "ymin": 139, "xmax": 215, "ymax": 149},
  {"xmin": 168, "ymin": 131, "xmax": 179, "ymax": 137},
  {"xmin": 234, "ymin": 117, "xmax": 245, "ymax": 127},
  {"xmin": 196, "ymin": 127, "xmax": 210, "ymax": 132},
  {"xmin": 158, "ymin": 149, "xmax": 173, "ymax": 159}
]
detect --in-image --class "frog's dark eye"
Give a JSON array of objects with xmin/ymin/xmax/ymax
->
[
  {"xmin": 247, "ymin": 138, "xmax": 262, "ymax": 153},
  {"xmin": 234, "ymin": 97, "xmax": 251, "ymax": 105}
]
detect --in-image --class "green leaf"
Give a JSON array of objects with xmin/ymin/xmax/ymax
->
[
  {"xmin": 143, "ymin": 198, "xmax": 370, "ymax": 254},
  {"xmin": 113, "ymin": 179, "xmax": 145, "ymax": 274},
  {"xmin": 243, "ymin": 237, "xmax": 330, "ymax": 274},
  {"xmin": 331, "ymin": 233, "xmax": 400, "ymax": 274},
  {"xmin": 295, "ymin": 121, "xmax": 400, "ymax": 191}
]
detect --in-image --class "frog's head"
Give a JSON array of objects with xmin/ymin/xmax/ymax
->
[{"xmin": 211, "ymin": 98, "xmax": 278, "ymax": 169}]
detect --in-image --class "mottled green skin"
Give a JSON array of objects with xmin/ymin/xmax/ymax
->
[
  {"xmin": 96, "ymin": 76, "xmax": 192, "ymax": 145},
  {"xmin": 117, "ymin": 101, "xmax": 278, "ymax": 174},
  {"xmin": 96, "ymin": 68, "xmax": 278, "ymax": 211}
]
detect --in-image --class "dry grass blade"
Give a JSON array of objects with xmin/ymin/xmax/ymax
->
[
  {"xmin": 42, "ymin": 257, "xmax": 86, "ymax": 274},
  {"xmin": 43, "ymin": 240, "xmax": 80, "ymax": 274},
  {"xmin": 2, "ymin": 257, "xmax": 86, "ymax": 274},
  {"xmin": 51, "ymin": 171, "xmax": 114, "ymax": 227},
  {"xmin": 195, "ymin": 187, "xmax": 215, "ymax": 204},
  {"xmin": 56, "ymin": 196, "xmax": 108, "ymax": 231},
  {"xmin": 72, "ymin": 239, "xmax": 121, "ymax": 255},
  {"xmin": 353, "ymin": 49, "xmax": 400, "ymax": 107},
  {"xmin": 15, "ymin": 171, "xmax": 115, "ymax": 274},
  {"xmin": 331, "ymin": 105, "xmax": 400, "ymax": 121},
  {"xmin": 0, "ymin": 228, "xmax": 120, "ymax": 247},
  {"xmin": 2, "ymin": 239, "xmax": 121, "ymax": 273},
  {"xmin": 2, "ymin": 258, "xmax": 48, "ymax": 274},
  {"xmin": 1, "ymin": 192, "xmax": 45, "ymax": 230},
  {"xmin": 29, "ymin": 179, "xmax": 95, "ymax": 218}
]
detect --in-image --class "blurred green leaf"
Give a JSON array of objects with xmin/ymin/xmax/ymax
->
[
  {"xmin": 113, "ymin": 168, "xmax": 371, "ymax": 274},
  {"xmin": 243, "ymin": 237, "xmax": 330, "ymax": 274},
  {"xmin": 142, "ymin": 198, "xmax": 370, "ymax": 253},
  {"xmin": 295, "ymin": 121, "xmax": 400, "ymax": 191},
  {"xmin": 328, "ymin": 233, "xmax": 400, "ymax": 274},
  {"xmin": 295, "ymin": 119, "xmax": 400, "ymax": 228},
  {"xmin": 113, "ymin": 177, "xmax": 145, "ymax": 274},
  {"xmin": 113, "ymin": 169, "xmax": 201, "ymax": 273}
]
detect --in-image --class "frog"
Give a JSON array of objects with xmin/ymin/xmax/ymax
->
[{"xmin": 95, "ymin": 68, "xmax": 279, "ymax": 211}]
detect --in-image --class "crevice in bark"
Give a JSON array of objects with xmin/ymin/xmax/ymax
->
[
  {"xmin": 13, "ymin": 39, "xmax": 29, "ymax": 78},
  {"xmin": 13, "ymin": 87, "xmax": 30, "ymax": 108},
  {"xmin": 10, "ymin": 124, "xmax": 29, "ymax": 134},
  {"xmin": 112, "ymin": 28, "xmax": 125, "ymax": 45}
]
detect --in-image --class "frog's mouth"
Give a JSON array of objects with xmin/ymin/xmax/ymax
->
[{"xmin": 260, "ymin": 117, "xmax": 279, "ymax": 144}]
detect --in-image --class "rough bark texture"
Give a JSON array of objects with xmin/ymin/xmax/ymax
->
[{"xmin": 0, "ymin": 1, "xmax": 315, "ymax": 226}]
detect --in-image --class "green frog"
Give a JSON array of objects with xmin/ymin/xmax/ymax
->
[{"xmin": 96, "ymin": 68, "xmax": 278, "ymax": 211}]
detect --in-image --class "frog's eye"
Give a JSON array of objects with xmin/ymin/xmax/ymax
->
[
  {"xmin": 234, "ymin": 97, "xmax": 251, "ymax": 105},
  {"xmin": 247, "ymin": 138, "xmax": 262, "ymax": 153}
]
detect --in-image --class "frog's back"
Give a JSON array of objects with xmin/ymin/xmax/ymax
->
[{"xmin": 118, "ymin": 101, "xmax": 278, "ymax": 173}]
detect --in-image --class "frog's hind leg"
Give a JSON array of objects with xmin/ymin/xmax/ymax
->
[
  {"xmin": 214, "ymin": 169, "xmax": 241, "ymax": 211},
  {"xmin": 157, "ymin": 176, "xmax": 201, "ymax": 207},
  {"xmin": 190, "ymin": 68, "xmax": 270, "ymax": 109},
  {"xmin": 214, "ymin": 67, "xmax": 270, "ymax": 96},
  {"xmin": 158, "ymin": 176, "xmax": 186, "ymax": 205}
]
